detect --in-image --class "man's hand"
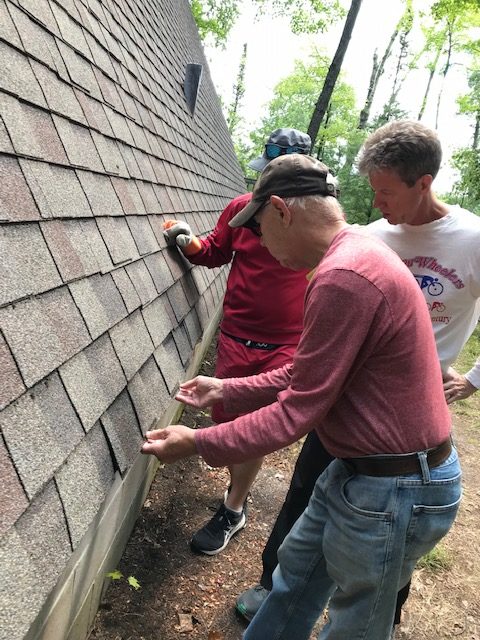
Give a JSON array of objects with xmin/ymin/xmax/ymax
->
[
  {"xmin": 175, "ymin": 375, "xmax": 224, "ymax": 408},
  {"xmin": 443, "ymin": 367, "xmax": 478, "ymax": 404},
  {"xmin": 162, "ymin": 220, "xmax": 202, "ymax": 255},
  {"xmin": 141, "ymin": 425, "xmax": 196, "ymax": 463}
]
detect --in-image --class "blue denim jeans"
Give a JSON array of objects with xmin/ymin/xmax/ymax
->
[{"xmin": 244, "ymin": 446, "xmax": 462, "ymax": 640}]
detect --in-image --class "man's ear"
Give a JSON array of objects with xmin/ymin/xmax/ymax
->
[
  {"xmin": 270, "ymin": 195, "xmax": 293, "ymax": 227},
  {"xmin": 419, "ymin": 174, "xmax": 433, "ymax": 193}
]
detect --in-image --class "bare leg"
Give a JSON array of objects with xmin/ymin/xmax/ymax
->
[{"xmin": 225, "ymin": 458, "xmax": 264, "ymax": 511}]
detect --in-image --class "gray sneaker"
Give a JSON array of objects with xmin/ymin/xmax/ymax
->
[{"xmin": 236, "ymin": 584, "xmax": 270, "ymax": 622}]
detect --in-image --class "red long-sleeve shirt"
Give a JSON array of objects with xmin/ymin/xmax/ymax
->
[
  {"xmin": 188, "ymin": 193, "xmax": 309, "ymax": 345},
  {"xmin": 195, "ymin": 228, "xmax": 451, "ymax": 464}
]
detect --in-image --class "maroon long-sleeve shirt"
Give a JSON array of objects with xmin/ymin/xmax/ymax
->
[
  {"xmin": 188, "ymin": 193, "xmax": 308, "ymax": 345},
  {"xmin": 195, "ymin": 228, "xmax": 451, "ymax": 465}
]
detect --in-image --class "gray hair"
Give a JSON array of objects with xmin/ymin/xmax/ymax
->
[
  {"xmin": 284, "ymin": 194, "xmax": 345, "ymax": 224},
  {"xmin": 357, "ymin": 120, "xmax": 442, "ymax": 186}
]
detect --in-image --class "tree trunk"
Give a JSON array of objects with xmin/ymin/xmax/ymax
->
[
  {"xmin": 358, "ymin": 26, "xmax": 398, "ymax": 129},
  {"xmin": 435, "ymin": 28, "xmax": 453, "ymax": 129},
  {"xmin": 472, "ymin": 112, "xmax": 480, "ymax": 149},
  {"xmin": 227, "ymin": 43, "xmax": 247, "ymax": 134},
  {"xmin": 307, "ymin": 0, "xmax": 363, "ymax": 148}
]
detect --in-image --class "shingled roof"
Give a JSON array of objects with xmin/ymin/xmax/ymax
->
[{"xmin": 0, "ymin": 1, "xmax": 245, "ymax": 638}]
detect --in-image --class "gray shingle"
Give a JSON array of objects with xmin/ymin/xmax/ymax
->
[
  {"xmin": 172, "ymin": 322, "xmax": 191, "ymax": 366},
  {"xmin": 20, "ymin": 159, "xmax": 92, "ymax": 219},
  {"xmin": 126, "ymin": 215, "xmax": 159, "ymax": 255},
  {"xmin": 74, "ymin": 90, "xmax": 114, "ymax": 136},
  {"xmin": 111, "ymin": 267, "xmax": 141, "ymax": 313},
  {"xmin": 0, "ymin": 156, "xmax": 40, "ymax": 222},
  {"xmin": 55, "ymin": 422, "xmax": 114, "ymax": 548},
  {"xmin": 41, "ymin": 218, "xmax": 101, "ymax": 282},
  {"xmin": 125, "ymin": 259, "xmax": 157, "ymax": 306},
  {"xmin": 0, "ymin": 115, "xmax": 14, "ymax": 154},
  {"xmin": 100, "ymin": 389, "xmax": 143, "ymax": 474},
  {"xmin": 127, "ymin": 356, "xmax": 170, "ymax": 434},
  {"xmin": 59, "ymin": 334, "xmax": 126, "ymax": 430},
  {"xmin": 50, "ymin": 3, "xmax": 90, "ymax": 59},
  {"xmin": 154, "ymin": 335, "xmax": 184, "ymax": 394},
  {"xmin": 0, "ymin": 0, "xmax": 22, "ymax": 48},
  {"xmin": 0, "ymin": 223, "xmax": 61, "ymax": 307},
  {"xmin": 0, "ymin": 41, "xmax": 47, "ymax": 107},
  {"xmin": 0, "ymin": 372, "xmax": 84, "ymax": 498},
  {"xmin": 90, "ymin": 131, "xmax": 129, "ymax": 176},
  {"xmin": 0, "ymin": 93, "xmax": 68, "ymax": 164},
  {"xmin": 184, "ymin": 308, "xmax": 202, "ymax": 348},
  {"xmin": 0, "ymin": 332, "xmax": 26, "ymax": 410},
  {"xmin": 76, "ymin": 170, "xmax": 123, "ymax": 216},
  {"xmin": 96, "ymin": 216, "xmax": 139, "ymax": 264},
  {"xmin": 109, "ymin": 309, "xmax": 154, "ymax": 380},
  {"xmin": 79, "ymin": 219, "xmax": 114, "ymax": 273},
  {"xmin": 141, "ymin": 295, "xmax": 172, "ymax": 347},
  {"xmin": 110, "ymin": 176, "xmax": 147, "ymax": 214},
  {"xmin": 0, "ymin": 529, "xmax": 45, "ymax": 640},
  {"xmin": 84, "ymin": 32, "xmax": 117, "ymax": 80},
  {"xmin": 105, "ymin": 106, "xmax": 135, "ymax": 146},
  {"xmin": 163, "ymin": 244, "xmax": 189, "ymax": 280},
  {"xmin": 9, "ymin": 4, "xmax": 62, "ymax": 71},
  {"xmin": 57, "ymin": 40, "xmax": 101, "ymax": 99},
  {"xmin": 144, "ymin": 250, "xmax": 174, "ymax": 294},
  {"xmin": 166, "ymin": 279, "xmax": 192, "ymax": 322},
  {"xmin": 137, "ymin": 180, "xmax": 161, "ymax": 213},
  {"xmin": 53, "ymin": 115, "xmax": 104, "ymax": 171},
  {"xmin": 118, "ymin": 142, "xmax": 143, "ymax": 178},
  {"xmin": 17, "ymin": 0, "xmax": 60, "ymax": 34},
  {"xmin": 0, "ymin": 437, "xmax": 28, "ymax": 536},
  {"xmin": 0, "ymin": 287, "xmax": 91, "ymax": 387},
  {"xmin": 30, "ymin": 60, "xmax": 87, "ymax": 125},
  {"xmin": 15, "ymin": 481, "xmax": 71, "ymax": 593},
  {"xmin": 93, "ymin": 67, "xmax": 124, "ymax": 111},
  {"xmin": 69, "ymin": 273, "xmax": 127, "ymax": 340}
]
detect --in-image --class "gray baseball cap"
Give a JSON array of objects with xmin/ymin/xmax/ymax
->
[
  {"xmin": 248, "ymin": 128, "xmax": 312, "ymax": 172},
  {"xmin": 230, "ymin": 154, "xmax": 339, "ymax": 229}
]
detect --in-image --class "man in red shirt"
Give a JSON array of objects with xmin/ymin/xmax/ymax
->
[
  {"xmin": 162, "ymin": 129, "xmax": 314, "ymax": 555},
  {"xmin": 144, "ymin": 154, "xmax": 461, "ymax": 639}
]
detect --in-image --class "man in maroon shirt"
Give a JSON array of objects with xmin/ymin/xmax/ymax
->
[
  {"xmin": 162, "ymin": 129, "xmax": 314, "ymax": 556},
  {"xmin": 143, "ymin": 155, "xmax": 461, "ymax": 639}
]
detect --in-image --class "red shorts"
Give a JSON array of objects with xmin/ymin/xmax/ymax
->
[{"xmin": 211, "ymin": 331, "xmax": 296, "ymax": 423}]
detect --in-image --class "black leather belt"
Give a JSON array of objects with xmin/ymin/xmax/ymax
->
[
  {"xmin": 221, "ymin": 330, "xmax": 282, "ymax": 351},
  {"xmin": 342, "ymin": 438, "xmax": 452, "ymax": 477}
]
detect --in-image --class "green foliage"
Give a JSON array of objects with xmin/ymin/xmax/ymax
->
[
  {"xmin": 256, "ymin": 0, "xmax": 345, "ymax": 34},
  {"xmin": 448, "ymin": 148, "xmax": 480, "ymax": 214},
  {"xmin": 190, "ymin": 0, "xmax": 239, "ymax": 47},
  {"xmin": 105, "ymin": 569, "xmax": 141, "ymax": 590},
  {"xmin": 127, "ymin": 576, "xmax": 142, "ymax": 590},
  {"xmin": 105, "ymin": 570, "xmax": 123, "ymax": 580},
  {"xmin": 416, "ymin": 545, "xmax": 453, "ymax": 573}
]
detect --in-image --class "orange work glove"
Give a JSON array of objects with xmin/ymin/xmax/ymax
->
[{"xmin": 163, "ymin": 220, "xmax": 202, "ymax": 256}]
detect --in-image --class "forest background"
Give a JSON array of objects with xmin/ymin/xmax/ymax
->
[{"xmin": 191, "ymin": 0, "xmax": 480, "ymax": 223}]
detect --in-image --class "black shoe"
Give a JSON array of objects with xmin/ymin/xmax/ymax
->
[
  {"xmin": 236, "ymin": 584, "xmax": 270, "ymax": 622},
  {"xmin": 190, "ymin": 503, "xmax": 246, "ymax": 555}
]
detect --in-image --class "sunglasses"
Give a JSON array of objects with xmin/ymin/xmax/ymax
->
[{"xmin": 265, "ymin": 143, "xmax": 306, "ymax": 159}]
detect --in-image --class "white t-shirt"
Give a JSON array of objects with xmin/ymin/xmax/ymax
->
[{"xmin": 368, "ymin": 205, "xmax": 480, "ymax": 388}]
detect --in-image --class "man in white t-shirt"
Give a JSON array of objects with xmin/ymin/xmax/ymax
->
[{"xmin": 235, "ymin": 120, "xmax": 479, "ymax": 638}]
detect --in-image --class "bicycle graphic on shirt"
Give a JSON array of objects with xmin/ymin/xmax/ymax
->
[{"xmin": 413, "ymin": 274, "xmax": 444, "ymax": 296}]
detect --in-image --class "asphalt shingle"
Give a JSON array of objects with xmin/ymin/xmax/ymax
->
[
  {"xmin": 59, "ymin": 334, "xmax": 126, "ymax": 431},
  {"xmin": 137, "ymin": 180, "xmax": 161, "ymax": 213},
  {"xmin": 74, "ymin": 89, "xmax": 114, "ymax": 136},
  {"xmin": 53, "ymin": 115, "xmax": 104, "ymax": 171},
  {"xmin": 50, "ymin": 3, "xmax": 91, "ymax": 59},
  {"xmin": 109, "ymin": 309, "xmax": 154, "ymax": 381},
  {"xmin": 55, "ymin": 423, "xmax": 114, "ymax": 548},
  {"xmin": 144, "ymin": 250, "xmax": 174, "ymax": 294},
  {"xmin": 0, "ymin": 0, "xmax": 22, "ymax": 48},
  {"xmin": 100, "ymin": 389, "xmax": 143, "ymax": 474},
  {"xmin": 20, "ymin": 159, "xmax": 92, "ymax": 219},
  {"xmin": 111, "ymin": 176, "xmax": 147, "ymax": 214},
  {"xmin": 9, "ymin": 5, "xmax": 63, "ymax": 72},
  {"xmin": 127, "ymin": 356, "xmax": 170, "ymax": 434},
  {"xmin": 96, "ymin": 215, "xmax": 139, "ymax": 265},
  {"xmin": 0, "ymin": 156, "xmax": 40, "ymax": 222},
  {"xmin": 0, "ymin": 115, "xmax": 14, "ymax": 154},
  {"xmin": 126, "ymin": 215, "xmax": 159, "ymax": 255},
  {"xmin": 0, "ymin": 222, "xmax": 61, "ymax": 307},
  {"xmin": 0, "ymin": 93, "xmax": 68, "ymax": 164},
  {"xmin": 111, "ymin": 267, "xmax": 141, "ymax": 313},
  {"xmin": 90, "ymin": 130, "xmax": 129, "ymax": 176},
  {"xmin": 0, "ymin": 332, "xmax": 26, "ymax": 410},
  {"xmin": 15, "ymin": 481, "xmax": 72, "ymax": 593},
  {"xmin": 0, "ymin": 41, "xmax": 47, "ymax": 107},
  {"xmin": 0, "ymin": 287, "xmax": 91, "ymax": 387},
  {"xmin": 76, "ymin": 170, "xmax": 124, "ymax": 216},
  {"xmin": 57, "ymin": 40, "xmax": 102, "ymax": 99},
  {"xmin": 0, "ymin": 372, "xmax": 84, "ymax": 499},
  {"xmin": 125, "ymin": 259, "xmax": 157, "ymax": 306},
  {"xmin": 69, "ymin": 272, "xmax": 128, "ymax": 340},
  {"xmin": 17, "ymin": 0, "xmax": 60, "ymax": 33},
  {"xmin": 0, "ymin": 437, "xmax": 28, "ymax": 536},
  {"xmin": 31, "ymin": 60, "xmax": 87, "ymax": 125},
  {"xmin": 141, "ymin": 295, "xmax": 172, "ymax": 347},
  {"xmin": 153, "ymin": 335, "xmax": 184, "ymax": 394}
]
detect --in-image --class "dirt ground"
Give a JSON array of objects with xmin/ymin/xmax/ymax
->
[{"xmin": 89, "ymin": 337, "xmax": 480, "ymax": 640}]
